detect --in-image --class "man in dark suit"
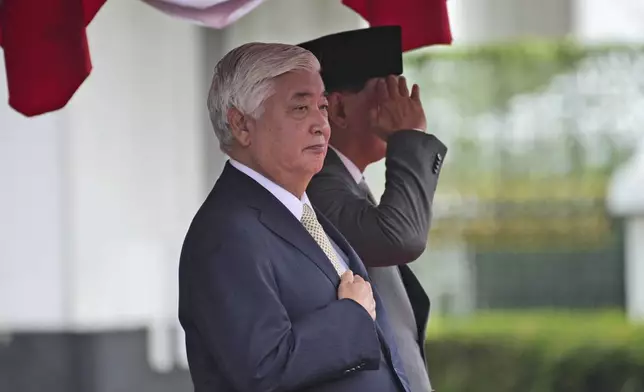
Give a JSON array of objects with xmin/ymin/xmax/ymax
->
[
  {"xmin": 179, "ymin": 41, "xmax": 415, "ymax": 392},
  {"xmin": 301, "ymin": 27, "xmax": 448, "ymax": 392}
]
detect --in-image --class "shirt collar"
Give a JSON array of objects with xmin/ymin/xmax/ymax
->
[
  {"xmin": 229, "ymin": 159, "xmax": 311, "ymax": 220},
  {"xmin": 329, "ymin": 146, "xmax": 363, "ymax": 184}
]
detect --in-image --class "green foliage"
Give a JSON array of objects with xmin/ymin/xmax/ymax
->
[
  {"xmin": 425, "ymin": 311, "xmax": 644, "ymax": 392},
  {"xmin": 404, "ymin": 39, "xmax": 644, "ymax": 114},
  {"xmin": 401, "ymin": 39, "xmax": 642, "ymax": 179},
  {"xmin": 402, "ymin": 39, "xmax": 644, "ymax": 250}
]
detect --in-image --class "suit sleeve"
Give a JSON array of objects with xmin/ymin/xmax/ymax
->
[
  {"xmin": 185, "ymin": 225, "xmax": 382, "ymax": 392},
  {"xmin": 308, "ymin": 130, "xmax": 447, "ymax": 267}
]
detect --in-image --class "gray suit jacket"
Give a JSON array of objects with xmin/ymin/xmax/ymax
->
[{"xmin": 307, "ymin": 130, "xmax": 447, "ymax": 391}]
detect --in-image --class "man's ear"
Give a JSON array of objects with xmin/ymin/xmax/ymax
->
[
  {"xmin": 227, "ymin": 107, "xmax": 251, "ymax": 147},
  {"xmin": 327, "ymin": 92, "xmax": 348, "ymax": 129}
]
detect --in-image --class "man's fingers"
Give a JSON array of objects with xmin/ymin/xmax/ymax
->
[
  {"xmin": 364, "ymin": 78, "xmax": 379, "ymax": 95},
  {"xmin": 341, "ymin": 270, "xmax": 354, "ymax": 283},
  {"xmin": 410, "ymin": 83, "xmax": 421, "ymax": 102},
  {"xmin": 353, "ymin": 275, "xmax": 365, "ymax": 284},
  {"xmin": 385, "ymin": 75, "xmax": 399, "ymax": 97},
  {"xmin": 368, "ymin": 105, "xmax": 379, "ymax": 125},
  {"xmin": 376, "ymin": 78, "xmax": 389, "ymax": 101},
  {"xmin": 398, "ymin": 76, "xmax": 410, "ymax": 97}
]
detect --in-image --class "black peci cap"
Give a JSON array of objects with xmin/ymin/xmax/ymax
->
[{"xmin": 298, "ymin": 26, "xmax": 403, "ymax": 93}]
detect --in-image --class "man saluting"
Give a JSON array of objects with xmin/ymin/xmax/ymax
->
[{"xmin": 302, "ymin": 26, "xmax": 448, "ymax": 392}]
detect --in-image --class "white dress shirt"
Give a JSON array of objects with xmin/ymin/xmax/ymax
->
[
  {"xmin": 329, "ymin": 146, "xmax": 364, "ymax": 185},
  {"xmin": 229, "ymin": 159, "xmax": 348, "ymax": 273}
]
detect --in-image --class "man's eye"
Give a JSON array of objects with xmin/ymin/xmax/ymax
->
[
  {"xmin": 319, "ymin": 104, "xmax": 329, "ymax": 111},
  {"xmin": 295, "ymin": 106, "xmax": 308, "ymax": 112}
]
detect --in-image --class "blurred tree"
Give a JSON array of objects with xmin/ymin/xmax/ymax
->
[{"xmin": 403, "ymin": 40, "xmax": 643, "ymax": 250}]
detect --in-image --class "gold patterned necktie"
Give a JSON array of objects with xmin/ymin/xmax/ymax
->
[{"xmin": 300, "ymin": 204, "xmax": 344, "ymax": 276}]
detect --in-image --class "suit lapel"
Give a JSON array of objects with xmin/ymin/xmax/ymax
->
[
  {"xmin": 221, "ymin": 162, "xmax": 341, "ymax": 286},
  {"xmin": 326, "ymin": 149, "xmax": 377, "ymax": 205},
  {"xmin": 258, "ymin": 206, "xmax": 341, "ymax": 286},
  {"xmin": 360, "ymin": 182, "xmax": 378, "ymax": 205}
]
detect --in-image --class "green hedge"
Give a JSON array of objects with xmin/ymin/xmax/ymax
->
[{"xmin": 425, "ymin": 311, "xmax": 644, "ymax": 392}]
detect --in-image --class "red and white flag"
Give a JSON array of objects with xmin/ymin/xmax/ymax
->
[{"xmin": 0, "ymin": 0, "xmax": 451, "ymax": 117}]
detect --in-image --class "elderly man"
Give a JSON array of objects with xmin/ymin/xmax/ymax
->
[
  {"xmin": 178, "ymin": 42, "xmax": 413, "ymax": 392},
  {"xmin": 301, "ymin": 27, "xmax": 448, "ymax": 392}
]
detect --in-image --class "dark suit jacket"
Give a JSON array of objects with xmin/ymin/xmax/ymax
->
[
  {"xmin": 178, "ymin": 162, "xmax": 411, "ymax": 392},
  {"xmin": 307, "ymin": 130, "xmax": 448, "ymax": 360}
]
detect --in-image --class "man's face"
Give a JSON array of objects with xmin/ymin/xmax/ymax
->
[
  {"xmin": 335, "ymin": 77, "xmax": 387, "ymax": 162},
  {"xmin": 246, "ymin": 69, "xmax": 330, "ymax": 184}
]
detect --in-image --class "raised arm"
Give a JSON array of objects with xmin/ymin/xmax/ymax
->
[{"xmin": 309, "ymin": 130, "xmax": 447, "ymax": 267}]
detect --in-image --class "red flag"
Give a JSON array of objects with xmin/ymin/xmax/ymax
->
[
  {"xmin": 0, "ymin": 0, "xmax": 106, "ymax": 117},
  {"xmin": 342, "ymin": 0, "xmax": 452, "ymax": 51}
]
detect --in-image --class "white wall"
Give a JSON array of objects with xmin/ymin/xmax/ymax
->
[
  {"xmin": 0, "ymin": 1, "xmax": 206, "ymax": 332},
  {"xmin": 65, "ymin": 1, "xmax": 205, "ymax": 331},
  {"xmin": 445, "ymin": 0, "xmax": 644, "ymax": 47},
  {"xmin": 0, "ymin": 90, "xmax": 68, "ymax": 329},
  {"xmin": 574, "ymin": 0, "xmax": 644, "ymax": 43},
  {"xmin": 447, "ymin": 0, "xmax": 573, "ymax": 44},
  {"xmin": 608, "ymin": 138, "xmax": 644, "ymax": 322},
  {"xmin": 224, "ymin": 0, "xmax": 366, "ymax": 50}
]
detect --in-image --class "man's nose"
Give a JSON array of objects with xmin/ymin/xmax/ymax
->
[{"xmin": 310, "ymin": 109, "xmax": 330, "ymax": 135}]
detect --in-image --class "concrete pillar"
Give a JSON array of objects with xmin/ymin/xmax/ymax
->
[
  {"xmin": 1, "ymin": 1, "xmax": 207, "ymax": 389},
  {"xmin": 447, "ymin": 0, "xmax": 574, "ymax": 44},
  {"xmin": 607, "ymin": 140, "xmax": 644, "ymax": 322},
  {"xmin": 573, "ymin": 0, "xmax": 644, "ymax": 43},
  {"xmin": 0, "ymin": 93, "xmax": 68, "ymax": 330}
]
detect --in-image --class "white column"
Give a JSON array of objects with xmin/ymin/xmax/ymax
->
[
  {"xmin": 1, "ymin": 0, "xmax": 210, "ymax": 370},
  {"xmin": 224, "ymin": 0, "xmax": 367, "ymax": 50},
  {"xmin": 607, "ymin": 140, "xmax": 644, "ymax": 322},
  {"xmin": 0, "ymin": 78, "xmax": 68, "ymax": 330},
  {"xmin": 448, "ymin": 0, "xmax": 574, "ymax": 44},
  {"xmin": 573, "ymin": 0, "xmax": 644, "ymax": 43},
  {"xmin": 624, "ymin": 218, "xmax": 644, "ymax": 322},
  {"xmin": 65, "ymin": 0, "xmax": 205, "ymax": 332}
]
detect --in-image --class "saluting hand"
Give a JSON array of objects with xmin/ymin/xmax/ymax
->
[{"xmin": 368, "ymin": 75, "xmax": 426, "ymax": 140}]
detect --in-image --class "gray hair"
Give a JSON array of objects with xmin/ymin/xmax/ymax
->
[{"xmin": 207, "ymin": 42, "xmax": 320, "ymax": 153}]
